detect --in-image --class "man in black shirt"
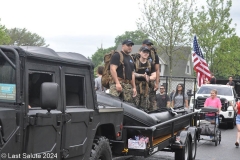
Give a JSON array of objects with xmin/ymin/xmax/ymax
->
[
  {"xmin": 109, "ymin": 39, "xmax": 137, "ymax": 102},
  {"xmin": 156, "ymin": 85, "xmax": 170, "ymax": 110},
  {"xmin": 134, "ymin": 46, "xmax": 156, "ymax": 111},
  {"xmin": 142, "ymin": 39, "xmax": 160, "ymax": 110},
  {"xmin": 227, "ymin": 76, "xmax": 235, "ymax": 88},
  {"xmin": 210, "ymin": 74, "xmax": 216, "ymax": 84}
]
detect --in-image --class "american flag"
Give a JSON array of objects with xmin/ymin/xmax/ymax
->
[{"xmin": 192, "ymin": 35, "xmax": 211, "ymax": 87}]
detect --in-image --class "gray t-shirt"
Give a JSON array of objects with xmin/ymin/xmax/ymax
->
[
  {"xmin": 95, "ymin": 76, "xmax": 104, "ymax": 92},
  {"xmin": 173, "ymin": 93, "xmax": 188, "ymax": 108}
]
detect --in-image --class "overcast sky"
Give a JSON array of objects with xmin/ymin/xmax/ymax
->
[{"xmin": 0, "ymin": 0, "xmax": 239, "ymax": 58}]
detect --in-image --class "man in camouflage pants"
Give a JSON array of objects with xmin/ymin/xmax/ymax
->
[
  {"xmin": 142, "ymin": 39, "xmax": 160, "ymax": 110},
  {"xmin": 109, "ymin": 39, "xmax": 137, "ymax": 102},
  {"xmin": 134, "ymin": 46, "xmax": 156, "ymax": 111}
]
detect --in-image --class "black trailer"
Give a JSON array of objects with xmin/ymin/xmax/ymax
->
[{"xmin": 97, "ymin": 92, "xmax": 199, "ymax": 160}]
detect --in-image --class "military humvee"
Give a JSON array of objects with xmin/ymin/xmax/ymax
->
[{"xmin": 0, "ymin": 46, "xmax": 123, "ymax": 160}]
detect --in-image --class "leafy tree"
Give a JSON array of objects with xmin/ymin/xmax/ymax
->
[
  {"xmin": 213, "ymin": 36, "xmax": 240, "ymax": 78},
  {"xmin": 137, "ymin": 0, "xmax": 194, "ymax": 78},
  {"xmin": 190, "ymin": 0, "xmax": 236, "ymax": 70},
  {"xmin": 0, "ymin": 20, "xmax": 10, "ymax": 45},
  {"xmin": 6, "ymin": 28, "xmax": 49, "ymax": 47},
  {"xmin": 91, "ymin": 46, "xmax": 115, "ymax": 67},
  {"xmin": 114, "ymin": 30, "xmax": 149, "ymax": 46}
]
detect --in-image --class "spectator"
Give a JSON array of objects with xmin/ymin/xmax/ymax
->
[
  {"xmin": 210, "ymin": 74, "xmax": 216, "ymax": 84},
  {"xmin": 227, "ymin": 76, "xmax": 235, "ymax": 88},
  {"xmin": 204, "ymin": 78, "xmax": 209, "ymax": 84},
  {"xmin": 95, "ymin": 66, "xmax": 105, "ymax": 92},
  {"xmin": 204, "ymin": 89, "xmax": 222, "ymax": 125},
  {"xmin": 170, "ymin": 90, "xmax": 175, "ymax": 102},
  {"xmin": 156, "ymin": 85, "xmax": 170, "ymax": 110},
  {"xmin": 172, "ymin": 84, "xmax": 189, "ymax": 109},
  {"xmin": 234, "ymin": 100, "xmax": 240, "ymax": 147}
]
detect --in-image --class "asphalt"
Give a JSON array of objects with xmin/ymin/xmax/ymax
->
[{"xmin": 113, "ymin": 124, "xmax": 239, "ymax": 160}]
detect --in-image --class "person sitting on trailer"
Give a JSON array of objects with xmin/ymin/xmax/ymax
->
[{"xmin": 204, "ymin": 89, "xmax": 222, "ymax": 124}]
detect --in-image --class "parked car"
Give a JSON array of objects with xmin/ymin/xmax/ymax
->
[{"xmin": 189, "ymin": 84, "xmax": 237, "ymax": 129}]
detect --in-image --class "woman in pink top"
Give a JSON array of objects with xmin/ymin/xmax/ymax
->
[
  {"xmin": 234, "ymin": 101, "xmax": 240, "ymax": 147},
  {"xmin": 204, "ymin": 89, "xmax": 222, "ymax": 124}
]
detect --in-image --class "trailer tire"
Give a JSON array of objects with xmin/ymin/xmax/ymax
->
[
  {"xmin": 191, "ymin": 135, "xmax": 197, "ymax": 160},
  {"xmin": 187, "ymin": 127, "xmax": 197, "ymax": 160},
  {"xmin": 90, "ymin": 136, "xmax": 112, "ymax": 160},
  {"xmin": 175, "ymin": 136, "xmax": 191, "ymax": 160}
]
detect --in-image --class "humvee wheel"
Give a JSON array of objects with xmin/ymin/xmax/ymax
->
[{"xmin": 90, "ymin": 136, "xmax": 112, "ymax": 160}]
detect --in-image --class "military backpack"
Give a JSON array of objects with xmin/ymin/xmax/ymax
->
[{"xmin": 101, "ymin": 51, "xmax": 124, "ymax": 89}]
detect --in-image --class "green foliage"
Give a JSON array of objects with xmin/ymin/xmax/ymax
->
[
  {"xmin": 91, "ymin": 46, "xmax": 115, "ymax": 67},
  {"xmin": 114, "ymin": 30, "xmax": 149, "ymax": 46},
  {"xmin": 213, "ymin": 36, "xmax": 240, "ymax": 78},
  {"xmin": 0, "ymin": 20, "xmax": 10, "ymax": 45},
  {"xmin": 190, "ymin": 0, "xmax": 236, "ymax": 70},
  {"xmin": 6, "ymin": 28, "xmax": 49, "ymax": 47},
  {"xmin": 137, "ymin": 0, "xmax": 194, "ymax": 77}
]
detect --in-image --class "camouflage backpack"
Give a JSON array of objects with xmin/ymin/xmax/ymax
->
[{"xmin": 101, "ymin": 51, "xmax": 124, "ymax": 89}]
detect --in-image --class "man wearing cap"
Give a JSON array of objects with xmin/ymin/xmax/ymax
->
[
  {"xmin": 109, "ymin": 39, "xmax": 137, "ymax": 102},
  {"xmin": 134, "ymin": 46, "xmax": 156, "ymax": 111},
  {"xmin": 142, "ymin": 39, "xmax": 160, "ymax": 109}
]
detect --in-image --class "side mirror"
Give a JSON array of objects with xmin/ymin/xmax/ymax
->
[{"xmin": 41, "ymin": 82, "xmax": 59, "ymax": 112}]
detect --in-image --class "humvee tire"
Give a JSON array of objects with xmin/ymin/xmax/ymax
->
[{"xmin": 90, "ymin": 136, "xmax": 112, "ymax": 160}]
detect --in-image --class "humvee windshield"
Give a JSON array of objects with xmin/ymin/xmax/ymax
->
[{"xmin": 0, "ymin": 54, "xmax": 16, "ymax": 102}]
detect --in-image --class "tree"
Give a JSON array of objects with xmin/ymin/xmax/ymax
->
[
  {"xmin": 190, "ymin": 0, "xmax": 236, "ymax": 71},
  {"xmin": 212, "ymin": 36, "xmax": 240, "ymax": 78},
  {"xmin": 6, "ymin": 28, "xmax": 49, "ymax": 47},
  {"xmin": 0, "ymin": 19, "xmax": 10, "ymax": 45},
  {"xmin": 137, "ymin": 0, "xmax": 194, "ymax": 78},
  {"xmin": 91, "ymin": 46, "xmax": 115, "ymax": 67},
  {"xmin": 114, "ymin": 30, "xmax": 149, "ymax": 46}
]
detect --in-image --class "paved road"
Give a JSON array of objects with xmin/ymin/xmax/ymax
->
[{"xmin": 114, "ymin": 124, "xmax": 239, "ymax": 160}]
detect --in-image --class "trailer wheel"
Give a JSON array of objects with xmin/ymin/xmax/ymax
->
[
  {"xmin": 175, "ymin": 136, "xmax": 191, "ymax": 160},
  {"xmin": 188, "ymin": 127, "xmax": 197, "ymax": 160},
  {"xmin": 191, "ymin": 135, "xmax": 197, "ymax": 160},
  {"xmin": 90, "ymin": 136, "xmax": 112, "ymax": 160}
]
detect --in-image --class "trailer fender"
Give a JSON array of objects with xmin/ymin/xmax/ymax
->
[
  {"xmin": 179, "ymin": 130, "xmax": 192, "ymax": 145},
  {"xmin": 187, "ymin": 127, "xmax": 197, "ymax": 140}
]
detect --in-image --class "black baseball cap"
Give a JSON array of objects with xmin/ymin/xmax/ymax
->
[
  {"xmin": 142, "ymin": 39, "xmax": 153, "ymax": 45},
  {"xmin": 140, "ymin": 46, "xmax": 150, "ymax": 52},
  {"xmin": 122, "ymin": 39, "xmax": 134, "ymax": 45}
]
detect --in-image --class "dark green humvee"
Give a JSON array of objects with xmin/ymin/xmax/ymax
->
[{"xmin": 0, "ymin": 46, "xmax": 123, "ymax": 160}]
